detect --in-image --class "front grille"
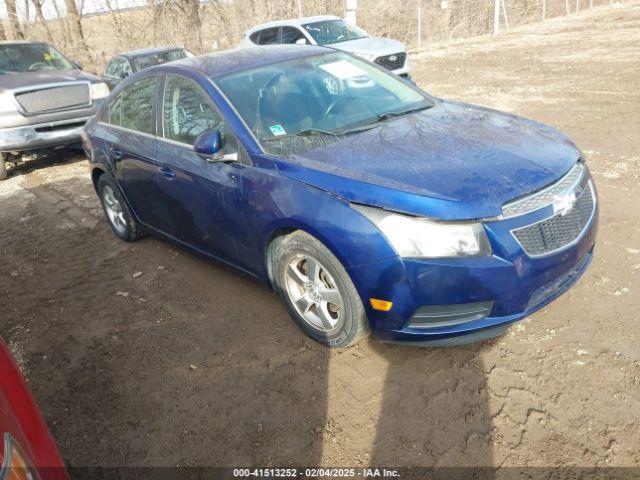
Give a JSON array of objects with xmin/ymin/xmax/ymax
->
[
  {"xmin": 502, "ymin": 162, "xmax": 585, "ymax": 219},
  {"xmin": 15, "ymin": 83, "xmax": 91, "ymax": 114},
  {"xmin": 512, "ymin": 182, "xmax": 595, "ymax": 257},
  {"xmin": 409, "ymin": 301, "xmax": 494, "ymax": 329},
  {"xmin": 35, "ymin": 120, "xmax": 86, "ymax": 133},
  {"xmin": 374, "ymin": 52, "xmax": 406, "ymax": 70}
]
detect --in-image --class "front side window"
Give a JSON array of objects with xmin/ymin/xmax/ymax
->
[
  {"xmin": 216, "ymin": 52, "xmax": 432, "ymax": 155},
  {"xmin": 281, "ymin": 27, "xmax": 307, "ymax": 44},
  {"xmin": 257, "ymin": 28, "xmax": 279, "ymax": 45},
  {"xmin": 302, "ymin": 20, "xmax": 368, "ymax": 46},
  {"xmin": 162, "ymin": 75, "xmax": 224, "ymax": 145},
  {"xmin": 0, "ymin": 43, "xmax": 75, "ymax": 74},
  {"xmin": 108, "ymin": 77, "xmax": 157, "ymax": 134}
]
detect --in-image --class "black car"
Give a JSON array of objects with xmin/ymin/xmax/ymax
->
[
  {"xmin": 101, "ymin": 46, "xmax": 192, "ymax": 90},
  {"xmin": 0, "ymin": 41, "xmax": 109, "ymax": 180}
]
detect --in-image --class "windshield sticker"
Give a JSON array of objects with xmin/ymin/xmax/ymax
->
[
  {"xmin": 319, "ymin": 60, "xmax": 367, "ymax": 80},
  {"xmin": 269, "ymin": 124, "xmax": 286, "ymax": 136}
]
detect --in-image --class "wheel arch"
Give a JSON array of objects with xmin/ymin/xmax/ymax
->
[{"xmin": 91, "ymin": 166, "xmax": 107, "ymax": 194}]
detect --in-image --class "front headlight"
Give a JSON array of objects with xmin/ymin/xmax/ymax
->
[
  {"xmin": 0, "ymin": 92, "xmax": 17, "ymax": 113},
  {"xmin": 352, "ymin": 204, "xmax": 492, "ymax": 258},
  {"xmin": 91, "ymin": 82, "xmax": 110, "ymax": 100}
]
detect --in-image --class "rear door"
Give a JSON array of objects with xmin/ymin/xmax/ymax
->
[{"xmin": 101, "ymin": 76, "xmax": 162, "ymax": 225}]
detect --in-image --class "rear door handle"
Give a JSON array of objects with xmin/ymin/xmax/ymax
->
[
  {"xmin": 109, "ymin": 147, "xmax": 123, "ymax": 161},
  {"xmin": 160, "ymin": 165, "xmax": 176, "ymax": 179}
]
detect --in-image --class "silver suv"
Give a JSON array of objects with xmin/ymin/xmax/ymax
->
[
  {"xmin": 0, "ymin": 41, "xmax": 110, "ymax": 180},
  {"xmin": 237, "ymin": 16, "xmax": 411, "ymax": 78}
]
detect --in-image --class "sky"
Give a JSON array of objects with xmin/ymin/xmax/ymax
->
[{"xmin": 0, "ymin": 0, "xmax": 148, "ymax": 21}]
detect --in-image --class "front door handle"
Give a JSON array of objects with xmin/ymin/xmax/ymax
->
[{"xmin": 160, "ymin": 165, "xmax": 176, "ymax": 179}]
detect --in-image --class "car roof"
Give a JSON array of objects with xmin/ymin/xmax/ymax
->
[
  {"xmin": 163, "ymin": 45, "xmax": 332, "ymax": 78},
  {"xmin": 244, "ymin": 15, "xmax": 341, "ymax": 35},
  {"xmin": 120, "ymin": 46, "xmax": 186, "ymax": 59}
]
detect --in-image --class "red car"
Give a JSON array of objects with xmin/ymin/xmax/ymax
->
[{"xmin": 0, "ymin": 339, "xmax": 67, "ymax": 480}]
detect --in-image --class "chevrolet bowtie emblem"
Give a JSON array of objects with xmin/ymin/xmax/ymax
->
[{"xmin": 553, "ymin": 191, "xmax": 578, "ymax": 216}]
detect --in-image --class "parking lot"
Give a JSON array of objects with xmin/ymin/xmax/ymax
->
[{"xmin": 1, "ymin": 2, "xmax": 639, "ymax": 470}]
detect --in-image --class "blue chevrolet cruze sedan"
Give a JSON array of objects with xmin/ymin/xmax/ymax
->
[{"xmin": 83, "ymin": 45, "xmax": 598, "ymax": 347}]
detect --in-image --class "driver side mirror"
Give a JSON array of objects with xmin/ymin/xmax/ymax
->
[
  {"xmin": 194, "ymin": 129, "xmax": 224, "ymax": 161},
  {"xmin": 295, "ymin": 38, "xmax": 308, "ymax": 45}
]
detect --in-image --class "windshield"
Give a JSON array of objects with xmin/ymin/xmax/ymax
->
[
  {"xmin": 132, "ymin": 49, "xmax": 190, "ymax": 71},
  {"xmin": 0, "ymin": 43, "xmax": 75, "ymax": 74},
  {"xmin": 217, "ymin": 52, "xmax": 433, "ymax": 155},
  {"xmin": 302, "ymin": 20, "xmax": 368, "ymax": 45}
]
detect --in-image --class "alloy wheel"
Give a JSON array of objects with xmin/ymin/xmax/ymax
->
[
  {"xmin": 102, "ymin": 185, "xmax": 127, "ymax": 235},
  {"xmin": 284, "ymin": 254, "xmax": 344, "ymax": 332}
]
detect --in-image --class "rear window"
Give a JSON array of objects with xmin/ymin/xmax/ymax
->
[{"xmin": 132, "ymin": 49, "xmax": 189, "ymax": 71}]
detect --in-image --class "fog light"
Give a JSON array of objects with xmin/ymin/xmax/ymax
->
[{"xmin": 370, "ymin": 298, "xmax": 393, "ymax": 311}]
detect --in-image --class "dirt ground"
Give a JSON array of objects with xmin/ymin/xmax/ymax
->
[{"xmin": 1, "ymin": 2, "xmax": 639, "ymax": 473}]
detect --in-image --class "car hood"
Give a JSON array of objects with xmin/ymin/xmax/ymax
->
[
  {"xmin": 275, "ymin": 100, "xmax": 580, "ymax": 220},
  {"xmin": 330, "ymin": 36, "xmax": 405, "ymax": 57},
  {"xmin": 0, "ymin": 69, "xmax": 100, "ymax": 92}
]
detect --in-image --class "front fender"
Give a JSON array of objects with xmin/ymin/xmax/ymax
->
[{"xmin": 241, "ymin": 161, "xmax": 397, "ymax": 276}]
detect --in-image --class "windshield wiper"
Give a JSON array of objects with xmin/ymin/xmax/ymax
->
[
  {"xmin": 341, "ymin": 104, "xmax": 433, "ymax": 133},
  {"xmin": 263, "ymin": 127, "xmax": 343, "ymax": 142}
]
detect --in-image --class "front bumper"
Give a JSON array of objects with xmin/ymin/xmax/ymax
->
[
  {"xmin": 0, "ymin": 116, "xmax": 93, "ymax": 153},
  {"xmin": 347, "ymin": 192, "xmax": 598, "ymax": 345}
]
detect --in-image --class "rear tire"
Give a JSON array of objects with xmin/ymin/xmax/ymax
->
[
  {"xmin": 0, "ymin": 154, "xmax": 7, "ymax": 181},
  {"xmin": 97, "ymin": 174, "xmax": 144, "ymax": 242},
  {"xmin": 273, "ymin": 231, "xmax": 369, "ymax": 347}
]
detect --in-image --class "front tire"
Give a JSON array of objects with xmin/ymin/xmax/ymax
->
[
  {"xmin": 273, "ymin": 231, "xmax": 369, "ymax": 347},
  {"xmin": 97, "ymin": 174, "xmax": 144, "ymax": 242},
  {"xmin": 0, "ymin": 153, "xmax": 7, "ymax": 181}
]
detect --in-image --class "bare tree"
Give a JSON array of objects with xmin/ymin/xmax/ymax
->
[
  {"xmin": 0, "ymin": 21, "xmax": 6, "ymax": 41},
  {"xmin": 5, "ymin": 0, "xmax": 24, "ymax": 39},
  {"xmin": 175, "ymin": 0, "xmax": 203, "ymax": 52},
  {"xmin": 63, "ymin": 0, "xmax": 91, "ymax": 60},
  {"xmin": 33, "ymin": 0, "xmax": 55, "ymax": 42}
]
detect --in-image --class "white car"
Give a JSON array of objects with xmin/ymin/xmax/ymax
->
[{"xmin": 237, "ymin": 15, "xmax": 411, "ymax": 78}]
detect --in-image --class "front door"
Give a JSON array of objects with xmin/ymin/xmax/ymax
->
[{"xmin": 152, "ymin": 74, "xmax": 248, "ymax": 264}]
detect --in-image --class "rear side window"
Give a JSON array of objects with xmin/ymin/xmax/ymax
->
[
  {"xmin": 257, "ymin": 27, "xmax": 279, "ymax": 45},
  {"xmin": 249, "ymin": 31, "xmax": 261, "ymax": 44},
  {"xmin": 281, "ymin": 27, "xmax": 306, "ymax": 44},
  {"xmin": 121, "ymin": 77, "xmax": 157, "ymax": 134},
  {"xmin": 162, "ymin": 75, "xmax": 224, "ymax": 145},
  {"xmin": 107, "ymin": 94, "xmax": 122, "ymax": 125},
  {"xmin": 107, "ymin": 77, "xmax": 157, "ymax": 134}
]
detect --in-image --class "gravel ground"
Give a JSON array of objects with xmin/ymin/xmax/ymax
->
[{"xmin": 1, "ymin": 2, "xmax": 639, "ymax": 473}]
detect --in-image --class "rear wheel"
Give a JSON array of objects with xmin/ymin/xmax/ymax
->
[
  {"xmin": 97, "ymin": 174, "xmax": 144, "ymax": 242},
  {"xmin": 0, "ymin": 153, "xmax": 7, "ymax": 181},
  {"xmin": 273, "ymin": 231, "xmax": 369, "ymax": 347}
]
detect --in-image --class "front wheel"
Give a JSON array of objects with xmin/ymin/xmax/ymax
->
[
  {"xmin": 273, "ymin": 231, "xmax": 369, "ymax": 347},
  {"xmin": 0, "ymin": 153, "xmax": 7, "ymax": 181}
]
